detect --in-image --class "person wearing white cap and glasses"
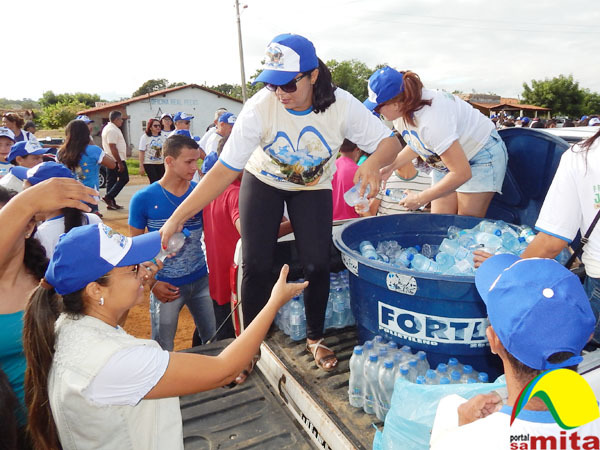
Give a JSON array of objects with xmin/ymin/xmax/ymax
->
[
  {"xmin": 0, "ymin": 140, "xmax": 46, "ymax": 192},
  {"xmin": 201, "ymin": 112, "xmax": 236, "ymax": 174},
  {"xmin": 0, "ymin": 127, "xmax": 16, "ymax": 178},
  {"xmin": 364, "ymin": 66, "xmax": 508, "ymax": 218},
  {"xmin": 21, "ymin": 219, "xmax": 307, "ymax": 449},
  {"xmin": 160, "ymin": 113, "xmax": 175, "ymax": 133},
  {"xmin": 161, "ymin": 33, "xmax": 401, "ymax": 373},
  {"xmin": 430, "ymin": 255, "xmax": 600, "ymax": 449}
]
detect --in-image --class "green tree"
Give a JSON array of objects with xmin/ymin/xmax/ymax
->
[
  {"xmin": 39, "ymin": 90, "xmax": 103, "ymax": 108},
  {"xmin": 521, "ymin": 74, "xmax": 585, "ymax": 117},
  {"xmin": 39, "ymin": 100, "xmax": 88, "ymax": 129},
  {"xmin": 132, "ymin": 79, "xmax": 169, "ymax": 97},
  {"xmin": 582, "ymin": 90, "xmax": 600, "ymax": 116},
  {"xmin": 327, "ymin": 59, "xmax": 373, "ymax": 102}
]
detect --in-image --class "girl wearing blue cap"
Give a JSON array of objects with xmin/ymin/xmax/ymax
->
[
  {"xmin": 364, "ymin": 67, "xmax": 508, "ymax": 218},
  {"xmin": 161, "ymin": 33, "xmax": 401, "ymax": 372}
]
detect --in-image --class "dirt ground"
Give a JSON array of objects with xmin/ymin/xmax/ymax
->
[{"xmin": 103, "ymin": 175, "xmax": 196, "ymax": 351}]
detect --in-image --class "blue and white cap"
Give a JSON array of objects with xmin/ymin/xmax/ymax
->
[
  {"xmin": 476, "ymin": 254, "xmax": 595, "ymax": 371},
  {"xmin": 218, "ymin": 112, "xmax": 236, "ymax": 124},
  {"xmin": 7, "ymin": 141, "xmax": 47, "ymax": 163},
  {"xmin": 363, "ymin": 66, "xmax": 405, "ymax": 111},
  {"xmin": 172, "ymin": 129, "xmax": 201, "ymax": 141},
  {"xmin": 521, "ymin": 117, "xmax": 530, "ymax": 124},
  {"xmin": 13, "ymin": 161, "xmax": 74, "ymax": 185},
  {"xmin": 254, "ymin": 33, "xmax": 319, "ymax": 86},
  {"xmin": 75, "ymin": 115, "xmax": 94, "ymax": 124},
  {"xmin": 589, "ymin": 117, "xmax": 600, "ymax": 126},
  {"xmin": 0, "ymin": 127, "xmax": 15, "ymax": 141},
  {"xmin": 173, "ymin": 112, "xmax": 194, "ymax": 122},
  {"xmin": 45, "ymin": 223, "xmax": 161, "ymax": 295}
]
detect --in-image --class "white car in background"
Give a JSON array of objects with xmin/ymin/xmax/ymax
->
[{"xmin": 538, "ymin": 125, "xmax": 598, "ymax": 145}]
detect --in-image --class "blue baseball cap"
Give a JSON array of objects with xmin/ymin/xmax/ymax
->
[
  {"xmin": 75, "ymin": 115, "xmax": 94, "ymax": 124},
  {"xmin": 7, "ymin": 141, "xmax": 47, "ymax": 163},
  {"xmin": 475, "ymin": 254, "xmax": 594, "ymax": 371},
  {"xmin": 254, "ymin": 33, "xmax": 319, "ymax": 86},
  {"xmin": 172, "ymin": 129, "xmax": 200, "ymax": 141},
  {"xmin": 521, "ymin": 117, "xmax": 530, "ymax": 124},
  {"xmin": 363, "ymin": 66, "xmax": 405, "ymax": 111},
  {"xmin": 17, "ymin": 161, "xmax": 74, "ymax": 185},
  {"xmin": 0, "ymin": 127, "xmax": 15, "ymax": 142},
  {"xmin": 490, "ymin": 114, "xmax": 497, "ymax": 119},
  {"xmin": 581, "ymin": 115, "xmax": 589, "ymax": 121},
  {"xmin": 173, "ymin": 112, "xmax": 194, "ymax": 122},
  {"xmin": 218, "ymin": 112, "xmax": 236, "ymax": 124},
  {"xmin": 45, "ymin": 223, "xmax": 161, "ymax": 295}
]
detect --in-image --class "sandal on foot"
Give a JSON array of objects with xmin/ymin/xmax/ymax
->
[
  {"xmin": 234, "ymin": 351, "xmax": 261, "ymax": 385},
  {"xmin": 306, "ymin": 338, "xmax": 338, "ymax": 372}
]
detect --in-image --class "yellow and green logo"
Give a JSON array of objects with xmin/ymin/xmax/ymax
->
[{"xmin": 511, "ymin": 369, "xmax": 600, "ymax": 429}]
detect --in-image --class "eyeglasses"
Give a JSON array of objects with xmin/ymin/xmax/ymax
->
[
  {"xmin": 152, "ymin": 124, "xmax": 162, "ymax": 128},
  {"xmin": 98, "ymin": 264, "xmax": 140, "ymax": 281},
  {"xmin": 265, "ymin": 73, "xmax": 308, "ymax": 93}
]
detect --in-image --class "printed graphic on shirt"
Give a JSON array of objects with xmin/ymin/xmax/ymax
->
[
  {"xmin": 146, "ymin": 136, "xmax": 163, "ymax": 161},
  {"xmin": 263, "ymin": 126, "xmax": 332, "ymax": 185},
  {"xmin": 594, "ymin": 184, "xmax": 600, "ymax": 208},
  {"xmin": 401, "ymin": 130, "xmax": 448, "ymax": 173}
]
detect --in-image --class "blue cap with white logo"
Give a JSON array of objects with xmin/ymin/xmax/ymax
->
[
  {"xmin": 15, "ymin": 161, "xmax": 74, "ymax": 185},
  {"xmin": 75, "ymin": 115, "xmax": 94, "ymax": 124},
  {"xmin": 0, "ymin": 127, "xmax": 15, "ymax": 142},
  {"xmin": 172, "ymin": 129, "xmax": 200, "ymax": 141},
  {"xmin": 45, "ymin": 223, "xmax": 161, "ymax": 295},
  {"xmin": 173, "ymin": 112, "xmax": 194, "ymax": 122},
  {"xmin": 218, "ymin": 112, "xmax": 236, "ymax": 124},
  {"xmin": 363, "ymin": 66, "xmax": 405, "ymax": 111},
  {"xmin": 475, "ymin": 254, "xmax": 594, "ymax": 371},
  {"xmin": 7, "ymin": 141, "xmax": 47, "ymax": 163},
  {"xmin": 254, "ymin": 33, "xmax": 319, "ymax": 86},
  {"xmin": 521, "ymin": 117, "xmax": 530, "ymax": 124}
]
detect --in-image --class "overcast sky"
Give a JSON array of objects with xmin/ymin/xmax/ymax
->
[{"xmin": 4, "ymin": 0, "xmax": 599, "ymax": 102}]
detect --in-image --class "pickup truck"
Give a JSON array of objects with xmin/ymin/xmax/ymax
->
[{"xmin": 180, "ymin": 128, "xmax": 600, "ymax": 449}]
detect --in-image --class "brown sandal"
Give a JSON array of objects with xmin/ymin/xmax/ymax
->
[{"xmin": 306, "ymin": 338, "xmax": 338, "ymax": 372}]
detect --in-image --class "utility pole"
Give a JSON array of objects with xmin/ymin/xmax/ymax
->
[{"xmin": 235, "ymin": 0, "xmax": 248, "ymax": 102}]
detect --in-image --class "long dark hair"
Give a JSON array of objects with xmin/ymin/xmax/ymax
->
[
  {"xmin": 579, "ymin": 127, "xmax": 600, "ymax": 152},
  {"xmin": 0, "ymin": 368, "xmax": 19, "ymax": 450},
  {"xmin": 0, "ymin": 187, "xmax": 49, "ymax": 279},
  {"xmin": 23, "ymin": 279, "xmax": 108, "ymax": 450},
  {"xmin": 59, "ymin": 120, "xmax": 90, "ymax": 171},
  {"xmin": 312, "ymin": 58, "xmax": 337, "ymax": 114}
]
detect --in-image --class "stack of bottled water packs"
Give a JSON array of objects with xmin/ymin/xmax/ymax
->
[
  {"xmin": 358, "ymin": 220, "xmax": 539, "ymax": 276},
  {"xmin": 275, "ymin": 271, "xmax": 355, "ymax": 341},
  {"xmin": 348, "ymin": 335, "xmax": 489, "ymax": 421}
]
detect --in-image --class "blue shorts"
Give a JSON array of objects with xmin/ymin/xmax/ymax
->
[{"xmin": 431, "ymin": 129, "xmax": 508, "ymax": 194}]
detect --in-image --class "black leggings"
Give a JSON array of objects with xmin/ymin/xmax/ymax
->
[
  {"xmin": 144, "ymin": 163, "xmax": 165, "ymax": 184},
  {"xmin": 239, "ymin": 171, "xmax": 332, "ymax": 340}
]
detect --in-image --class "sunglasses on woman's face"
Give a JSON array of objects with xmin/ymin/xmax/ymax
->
[
  {"xmin": 152, "ymin": 124, "xmax": 161, "ymax": 128},
  {"xmin": 265, "ymin": 73, "xmax": 308, "ymax": 93}
]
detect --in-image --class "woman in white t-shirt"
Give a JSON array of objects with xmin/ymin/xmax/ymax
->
[
  {"xmin": 364, "ymin": 66, "xmax": 508, "ymax": 217},
  {"xmin": 22, "ymin": 219, "xmax": 306, "ymax": 449},
  {"xmin": 138, "ymin": 118, "xmax": 166, "ymax": 183},
  {"xmin": 161, "ymin": 34, "xmax": 401, "ymax": 373}
]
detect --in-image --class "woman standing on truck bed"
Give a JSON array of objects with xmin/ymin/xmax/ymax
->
[
  {"xmin": 160, "ymin": 33, "xmax": 401, "ymax": 372},
  {"xmin": 364, "ymin": 66, "xmax": 508, "ymax": 218}
]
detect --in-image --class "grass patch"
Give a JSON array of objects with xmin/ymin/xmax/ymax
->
[{"xmin": 126, "ymin": 158, "xmax": 140, "ymax": 176}]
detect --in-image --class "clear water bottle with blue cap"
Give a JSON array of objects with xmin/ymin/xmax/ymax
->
[
  {"xmin": 359, "ymin": 241, "xmax": 378, "ymax": 260},
  {"xmin": 436, "ymin": 363, "xmax": 448, "ymax": 377},
  {"xmin": 425, "ymin": 369, "xmax": 438, "ymax": 385},
  {"xmin": 415, "ymin": 351, "xmax": 430, "ymax": 375},
  {"xmin": 377, "ymin": 360, "xmax": 396, "ymax": 421},
  {"xmin": 411, "ymin": 254, "xmax": 440, "ymax": 273},
  {"xmin": 387, "ymin": 341, "xmax": 398, "ymax": 352},
  {"xmin": 415, "ymin": 375, "xmax": 426, "ymax": 385},
  {"xmin": 396, "ymin": 249, "xmax": 415, "ymax": 268},
  {"xmin": 363, "ymin": 354, "xmax": 379, "ymax": 415},
  {"xmin": 288, "ymin": 296, "xmax": 306, "ymax": 341},
  {"xmin": 516, "ymin": 225, "xmax": 536, "ymax": 243},
  {"xmin": 460, "ymin": 365, "xmax": 475, "ymax": 383},
  {"xmin": 439, "ymin": 238, "xmax": 470, "ymax": 260},
  {"xmin": 397, "ymin": 364, "xmax": 410, "ymax": 382},
  {"xmin": 363, "ymin": 340, "xmax": 375, "ymax": 357},
  {"xmin": 439, "ymin": 376, "xmax": 450, "ymax": 385},
  {"xmin": 373, "ymin": 334, "xmax": 386, "ymax": 350},
  {"xmin": 478, "ymin": 221, "xmax": 501, "ymax": 235},
  {"xmin": 348, "ymin": 346, "xmax": 365, "ymax": 408},
  {"xmin": 400, "ymin": 345, "xmax": 413, "ymax": 362},
  {"xmin": 502, "ymin": 233, "xmax": 526, "ymax": 253},
  {"xmin": 450, "ymin": 370, "xmax": 462, "ymax": 384},
  {"xmin": 344, "ymin": 181, "xmax": 371, "ymax": 212},
  {"xmin": 407, "ymin": 359, "xmax": 418, "ymax": 382},
  {"xmin": 447, "ymin": 357, "xmax": 463, "ymax": 373},
  {"xmin": 478, "ymin": 372, "xmax": 489, "ymax": 383},
  {"xmin": 467, "ymin": 378, "xmax": 477, "ymax": 384},
  {"xmin": 475, "ymin": 231, "xmax": 503, "ymax": 250},
  {"xmin": 435, "ymin": 252, "xmax": 455, "ymax": 273},
  {"xmin": 156, "ymin": 228, "xmax": 191, "ymax": 261},
  {"xmin": 384, "ymin": 188, "xmax": 408, "ymax": 203},
  {"xmin": 331, "ymin": 286, "xmax": 346, "ymax": 328}
]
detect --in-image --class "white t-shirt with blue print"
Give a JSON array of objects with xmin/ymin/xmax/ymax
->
[
  {"xmin": 128, "ymin": 182, "xmax": 207, "ymax": 286},
  {"xmin": 393, "ymin": 89, "xmax": 495, "ymax": 173},
  {"xmin": 219, "ymin": 87, "xmax": 392, "ymax": 191}
]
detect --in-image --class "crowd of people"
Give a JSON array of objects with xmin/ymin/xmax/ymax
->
[
  {"xmin": 0, "ymin": 31, "xmax": 598, "ymax": 449},
  {"xmin": 492, "ymin": 113, "xmax": 600, "ymax": 129}
]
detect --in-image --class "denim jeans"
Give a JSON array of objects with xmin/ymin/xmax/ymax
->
[
  {"xmin": 584, "ymin": 275, "xmax": 600, "ymax": 343},
  {"xmin": 150, "ymin": 275, "xmax": 216, "ymax": 351}
]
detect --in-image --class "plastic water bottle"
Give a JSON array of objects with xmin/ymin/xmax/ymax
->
[
  {"xmin": 384, "ymin": 188, "xmax": 407, "ymax": 202},
  {"xmin": 363, "ymin": 354, "xmax": 379, "ymax": 415},
  {"xmin": 415, "ymin": 375, "xmax": 426, "ymax": 385},
  {"xmin": 348, "ymin": 346, "xmax": 365, "ymax": 408},
  {"xmin": 396, "ymin": 249, "xmax": 415, "ymax": 268},
  {"xmin": 406, "ymin": 359, "xmax": 418, "ymax": 382},
  {"xmin": 450, "ymin": 370, "xmax": 462, "ymax": 384},
  {"xmin": 436, "ymin": 363, "xmax": 448, "ymax": 377},
  {"xmin": 478, "ymin": 372, "xmax": 489, "ymax": 383},
  {"xmin": 460, "ymin": 365, "xmax": 475, "ymax": 383},
  {"xmin": 467, "ymin": 378, "xmax": 477, "ymax": 384},
  {"xmin": 478, "ymin": 221, "xmax": 501, "ymax": 235},
  {"xmin": 474, "ymin": 231, "xmax": 503, "ymax": 250},
  {"xmin": 331, "ymin": 287, "xmax": 346, "ymax": 328},
  {"xmin": 447, "ymin": 225, "xmax": 463, "ymax": 240},
  {"xmin": 156, "ymin": 228, "xmax": 191, "ymax": 261},
  {"xmin": 415, "ymin": 351, "xmax": 430, "ymax": 375},
  {"xmin": 387, "ymin": 341, "xmax": 398, "ymax": 352},
  {"xmin": 411, "ymin": 254, "xmax": 439, "ymax": 273},
  {"xmin": 397, "ymin": 365, "xmax": 410, "ymax": 381},
  {"xmin": 324, "ymin": 298, "xmax": 333, "ymax": 331},
  {"xmin": 425, "ymin": 369, "xmax": 438, "ymax": 385},
  {"xmin": 344, "ymin": 182, "xmax": 371, "ymax": 212},
  {"xmin": 363, "ymin": 340, "xmax": 375, "ymax": 357},
  {"xmin": 377, "ymin": 360, "xmax": 396, "ymax": 421},
  {"xmin": 439, "ymin": 376, "xmax": 450, "ymax": 385},
  {"xmin": 373, "ymin": 335, "xmax": 386, "ymax": 350},
  {"xmin": 359, "ymin": 241, "xmax": 378, "ymax": 260},
  {"xmin": 435, "ymin": 252, "xmax": 455, "ymax": 273},
  {"xmin": 378, "ymin": 349, "xmax": 389, "ymax": 370},
  {"xmin": 289, "ymin": 296, "xmax": 306, "ymax": 341},
  {"xmin": 447, "ymin": 357, "xmax": 463, "ymax": 373},
  {"xmin": 439, "ymin": 238, "xmax": 470, "ymax": 260},
  {"xmin": 421, "ymin": 243, "xmax": 440, "ymax": 258},
  {"xmin": 400, "ymin": 345, "xmax": 413, "ymax": 362},
  {"xmin": 517, "ymin": 225, "xmax": 536, "ymax": 243}
]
